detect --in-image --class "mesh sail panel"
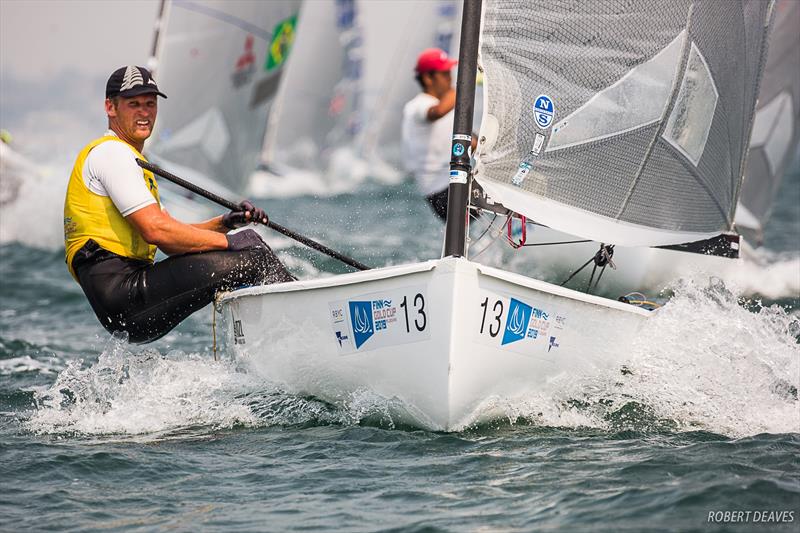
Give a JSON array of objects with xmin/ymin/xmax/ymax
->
[
  {"xmin": 474, "ymin": 0, "xmax": 772, "ymax": 246},
  {"xmin": 148, "ymin": 0, "xmax": 301, "ymax": 194}
]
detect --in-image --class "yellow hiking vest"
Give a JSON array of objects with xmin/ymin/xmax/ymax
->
[{"xmin": 63, "ymin": 136, "xmax": 160, "ymax": 280}]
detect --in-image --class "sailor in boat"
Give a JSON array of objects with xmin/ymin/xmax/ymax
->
[
  {"xmin": 401, "ymin": 48, "xmax": 476, "ymax": 221},
  {"xmin": 63, "ymin": 66, "xmax": 294, "ymax": 344}
]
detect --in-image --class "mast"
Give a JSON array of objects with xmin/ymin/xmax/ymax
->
[
  {"xmin": 147, "ymin": 0, "xmax": 168, "ymax": 74},
  {"xmin": 443, "ymin": 0, "xmax": 482, "ymax": 258}
]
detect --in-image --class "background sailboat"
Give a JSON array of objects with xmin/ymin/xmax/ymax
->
[
  {"xmin": 146, "ymin": 0, "xmax": 301, "ymax": 201},
  {"xmin": 736, "ymin": 0, "xmax": 800, "ymax": 246},
  {"xmin": 252, "ymin": 0, "xmax": 462, "ymax": 198},
  {"xmin": 252, "ymin": 0, "xmax": 365, "ymax": 198}
]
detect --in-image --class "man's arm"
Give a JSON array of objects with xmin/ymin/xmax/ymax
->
[
  {"xmin": 188, "ymin": 215, "xmax": 226, "ymax": 233},
  {"xmin": 126, "ymin": 204, "xmax": 228, "ymax": 255},
  {"xmin": 426, "ymin": 88, "xmax": 456, "ymax": 121}
]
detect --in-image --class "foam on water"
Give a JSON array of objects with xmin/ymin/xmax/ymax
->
[
  {"xmin": 731, "ymin": 248, "xmax": 800, "ymax": 299},
  {"xmin": 25, "ymin": 336, "xmax": 260, "ymax": 439},
  {"xmin": 0, "ymin": 355, "xmax": 63, "ymax": 376},
  {"xmin": 23, "ymin": 334, "xmax": 404, "ymax": 440}
]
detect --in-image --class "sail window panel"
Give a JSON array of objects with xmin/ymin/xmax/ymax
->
[
  {"xmin": 662, "ymin": 42, "xmax": 719, "ymax": 166},
  {"xmin": 547, "ymin": 31, "xmax": 685, "ymax": 153}
]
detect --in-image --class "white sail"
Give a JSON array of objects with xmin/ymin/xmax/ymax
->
[
  {"xmin": 147, "ymin": 0, "xmax": 302, "ymax": 195},
  {"xmin": 737, "ymin": 0, "xmax": 800, "ymax": 238},
  {"xmin": 474, "ymin": 0, "xmax": 773, "ymax": 247},
  {"xmin": 261, "ymin": 0, "xmax": 363, "ymax": 174}
]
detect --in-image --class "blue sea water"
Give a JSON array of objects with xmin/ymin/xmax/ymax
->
[{"xmin": 0, "ymin": 160, "xmax": 798, "ymax": 531}]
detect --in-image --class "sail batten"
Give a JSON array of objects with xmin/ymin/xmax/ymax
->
[{"xmin": 474, "ymin": 0, "xmax": 773, "ymax": 247}]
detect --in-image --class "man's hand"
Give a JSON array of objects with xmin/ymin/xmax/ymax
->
[
  {"xmin": 226, "ymin": 229, "xmax": 267, "ymax": 251},
  {"xmin": 222, "ymin": 200, "xmax": 268, "ymax": 229}
]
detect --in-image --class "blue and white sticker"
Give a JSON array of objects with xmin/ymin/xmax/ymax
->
[
  {"xmin": 329, "ymin": 285, "xmax": 431, "ymax": 354},
  {"xmin": 475, "ymin": 291, "xmax": 567, "ymax": 357},
  {"xmin": 533, "ymin": 94, "xmax": 555, "ymax": 130},
  {"xmin": 512, "ymin": 162, "xmax": 531, "ymax": 186},
  {"xmin": 452, "ymin": 143, "xmax": 465, "ymax": 157},
  {"xmin": 450, "ymin": 169, "xmax": 468, "ymax": 184}
]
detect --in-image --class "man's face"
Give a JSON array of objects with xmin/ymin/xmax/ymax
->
[
  {"xmin": 106, "ymin": 94, "xmax": 158, "ymax": 145},
  {"xmin": 424, "ymin": 70, "xmax": 453, "ymax": 97}
]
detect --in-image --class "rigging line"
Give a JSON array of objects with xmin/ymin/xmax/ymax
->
[
  {"xmin": 473, "ymin": 212, "xmax": 498, "ymax": 243},
  {"xmin": 592, "ymin": 263, "xmax": 608, "ymax": 293},
  {"xmin": 172, "ymin": 0, "xmax": 275, "ymax": 42},
  {"xmin": 469, "ymin": 216, "xmax": 506, "ymax": 260},
  {"xmin": 586, "ymin": 262, "xmax": 598, "ymax": 292},
  {"xmin": 470, "ymin": 220, "xmax": 503, "ymax": 259},
  {"xmin": 522, "ymin": 239, "xmax": 592, "ymax": 247},
  {"xmin": 559, "ymin": 256, "xmax": 595, "ymax": 286}
]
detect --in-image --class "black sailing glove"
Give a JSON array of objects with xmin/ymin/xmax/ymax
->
[
  {"xmin": 226, "ymin": 229, "xmax": 267, "ymax": 251},
  {"xmin": 222, "ymin": 200, "xmax": 269, "ymax": 229}
]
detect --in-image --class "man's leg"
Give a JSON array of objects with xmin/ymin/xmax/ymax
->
[
  {"xmin": 425, "ymin": 188, "xmax": 449, "ymax": 221},
  {"xmin": 78, "ymin": 246, "xmax": 293, "ymax": 344},
  {"xmin": 123, "ymin": 247, "xmax": 294, "ymax": 343}
]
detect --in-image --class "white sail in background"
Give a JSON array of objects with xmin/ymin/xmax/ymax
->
[
  {"xmin": 736, "ymin": 0, "xmax": 800, "ymax": 240},
  {"xmin": 358, "ymin": 0, "xmax": 460, "ymax": 175},
  {"xmin": 147, "ymin": 0, "xmax": 301, "ymax": 195},
  {"xmin": 261, "ymin": 0, "xmax": 363, "ymax": 175},
  {"xmin": 475, "ymin": 0, "xmax": 773, "ymax": 247}
]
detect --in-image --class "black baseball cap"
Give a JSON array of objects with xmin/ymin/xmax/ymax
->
[{"xmin": 106, "ymin": 65, "xmax": 167, "ymax": 99}]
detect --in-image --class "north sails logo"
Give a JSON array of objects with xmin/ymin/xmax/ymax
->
[{"xmin": 349, "ymin": 301, "xmax": 374, "ymax": 348}]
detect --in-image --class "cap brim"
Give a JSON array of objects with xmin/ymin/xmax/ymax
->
[{"xmin": 117, "ymin": 86, "xmax": 168, "ymax": 99}]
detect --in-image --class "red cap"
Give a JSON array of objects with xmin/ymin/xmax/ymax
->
[{"xmin": 415, "ymin": 48, "xmax": 458, "ymax": 73}]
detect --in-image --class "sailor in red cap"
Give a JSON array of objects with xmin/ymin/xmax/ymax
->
[{"xmin": 401, "ymin": 48, "xmax": 475, "ymax": 220}]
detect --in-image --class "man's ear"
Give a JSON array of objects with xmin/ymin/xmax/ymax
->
[
  {"xmin": 420, "ymin": 72, "xmax": 432, "ymax": 89},
  {"xmin": 105, "ymin": 98, "xmax": 117, "ymax": 118}
]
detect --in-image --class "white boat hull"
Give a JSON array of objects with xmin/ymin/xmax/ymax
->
[{"xmin": 217, "ymin": 257, "xmax": 651, "ymax": 431}]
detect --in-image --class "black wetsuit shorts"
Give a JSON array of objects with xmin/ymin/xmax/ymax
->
[{"xmin": 72, "ymin": 239, "xmax": 294, "ymax": 344}]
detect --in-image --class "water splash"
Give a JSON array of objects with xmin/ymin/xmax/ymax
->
[
  {"xmin": 26, "ymin": 336, "xmax": 259, "ymax": 439},
  {"xmin": 480, "ymin": 278, "xmax": 799, "ymax": 437},
  {"xmin": 23, "ymin": 335, "xmax": 408, "ymax": 440},
  {"xmin": 729, "ymin": 249, "xmax": 800, "ymax": 299}
]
